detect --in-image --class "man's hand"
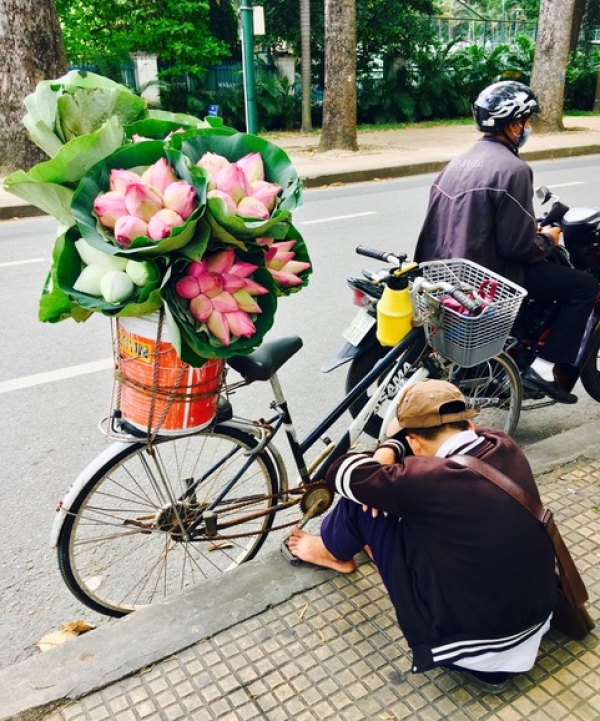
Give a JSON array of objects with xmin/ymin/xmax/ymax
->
[{"xmin": 539, "ymin": 225, "xmax": 561, "ymax": 246}]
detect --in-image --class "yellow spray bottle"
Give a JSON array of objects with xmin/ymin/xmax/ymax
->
[{"xmin": 376, "ymin": 273, "xmax": 414, "ymax": 347}]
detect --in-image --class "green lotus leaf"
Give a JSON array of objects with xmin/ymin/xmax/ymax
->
[
  {"xmin": 55, "ymin": 227, "xmax": 164, "ymax": 318},
  {"xmin": 3, "ymin": 171, "xmax": 76, "ymax": 227},
  {"xmin": 71, "ymin": 141, "xmax": 208, "ymax": 258}
]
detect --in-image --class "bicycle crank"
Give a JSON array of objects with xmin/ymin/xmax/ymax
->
[{"xmin": 281, "ymin": 482, "xmax": 334, "ymax": 566}]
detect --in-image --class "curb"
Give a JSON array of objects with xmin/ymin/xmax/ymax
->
[{"xmin": 1, "ymin": 420, "xmax": 599, "ymax": 721}]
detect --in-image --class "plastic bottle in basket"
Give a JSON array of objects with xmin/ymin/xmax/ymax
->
[{"xmin": 376, "ymin": 274, "xmax": 413, "ymax": 347}]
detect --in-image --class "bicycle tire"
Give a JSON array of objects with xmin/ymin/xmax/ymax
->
[
  {"xmin": 445, "ymin": 352, "xmax": 521, "ymax": 436},
  {"xmin": 347, "ymin": 345, "xmax": 521, "ymax": 437},
  {"xmin": 579, "ymin": 325, "xmax": 600, "ymax": 402},
  {"xmin": 57, "ymin": 425, "xmax": 280, "ymax": 617}
]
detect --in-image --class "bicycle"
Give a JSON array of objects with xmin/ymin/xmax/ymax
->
[{"xmin": 51, "ymin": 251, "xmax": 526, "ymax": 617}]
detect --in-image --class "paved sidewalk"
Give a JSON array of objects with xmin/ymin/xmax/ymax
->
[
  {"xmin": 3, "ymin": 115, "xmax": 600, "ymax": 219},
  {"xmin": 1, "ymin": 421, "xmax": 599, "ymax": 721}
]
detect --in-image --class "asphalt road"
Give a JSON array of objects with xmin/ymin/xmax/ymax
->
[{"xmin": 1, "ymin": 156, "xmax": 600, "ymax": 669}]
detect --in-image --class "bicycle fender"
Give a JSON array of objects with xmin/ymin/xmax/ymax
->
[
  {"xmin": 50, "ymin": 440, "xmax": 137, "ymax": 548},
  {"xmin": 321, "ymin": 327, "xmax": 379, "ymax": 373}
]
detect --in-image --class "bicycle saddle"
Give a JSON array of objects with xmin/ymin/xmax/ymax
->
[{"xmin": 227, "ymin": 336, "xmax": 303, "ymax": 381}]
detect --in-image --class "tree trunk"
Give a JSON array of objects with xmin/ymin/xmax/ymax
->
[
  {"xmin": 300, "ymin": 0, "xmax": 312, "ymax": 133},
  {"xmin": 569, "ymin": 0, "xmax": 586, "ymax": 52},
  {"xmin": 318, "ymin": 0, "xmax": 357, "ymax": 152},
  {"xmin": 530, "ymin": 0, "xmax": 577, "ymax": 133},
  {"xmin": 0, "ymin": 0, "xmax": 67, "ymax": 174}
]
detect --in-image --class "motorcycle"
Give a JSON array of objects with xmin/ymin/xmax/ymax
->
[{"xmin": 323, "ymin": 187, "xmax": 600, "ymax": 438}]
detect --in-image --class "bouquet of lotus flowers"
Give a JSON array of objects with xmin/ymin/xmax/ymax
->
[{"xmin": 4, "ymin": 71, "xmax": 312, "ymax": 368}]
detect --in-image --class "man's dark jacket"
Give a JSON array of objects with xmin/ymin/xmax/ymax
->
[
  {"xmin": 414, "ymin": 136, "xmax": 553, "ymax": 286},
  {"xmin": 325, "ymin": 428, "xmax": 556, "ymax": 672}
]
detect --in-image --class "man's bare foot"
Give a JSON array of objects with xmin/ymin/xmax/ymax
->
[{"xmin": 287, "ymin": 527, "xmax": 357, "ymax": 573}]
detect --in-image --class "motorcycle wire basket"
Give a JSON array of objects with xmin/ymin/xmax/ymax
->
[{"xmin": 415, "ymin": 259, "xmax": 527, "ymax": 367}]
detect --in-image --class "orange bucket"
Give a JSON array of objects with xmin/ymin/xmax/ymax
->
[{"xmin": 115, "ymin": 314, "xmax": 224, "ymax": 436}]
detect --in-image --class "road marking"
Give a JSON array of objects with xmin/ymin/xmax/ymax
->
[
  {"xmin": 548, "ymin": 182, "xmax": 586, "ymax": 188},
  {"xmin": 0, "ymin": 358, "xmax": 113, "ymax": 394},
  {"xmin": 0, "ymin": 257, "xmax": 45, "ymax": 268},
  {"xmin": 299, "ymin": 211, "xmax": 377, "ymax": 225}
]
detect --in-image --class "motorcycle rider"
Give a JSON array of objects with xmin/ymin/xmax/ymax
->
[{"xmin": 414, "ymin": 80, "xmax": 598, "ymax": 404}]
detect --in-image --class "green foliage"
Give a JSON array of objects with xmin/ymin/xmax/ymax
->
[
  {"xmin": 56, "ymin": 0, "xmax": 230, "ymax": 79},
  {"xmin": 564, "ymin": 48, "xmax": 600, "ymax": 110}
]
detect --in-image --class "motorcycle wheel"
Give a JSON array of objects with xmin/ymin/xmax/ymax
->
[
  {"xmin": 346, "ymin": 346, "xmax": 521, "ymax": 438},
  {"xmin": 579, "ymin": 325, "xmax": 600, "ymax": 402}
]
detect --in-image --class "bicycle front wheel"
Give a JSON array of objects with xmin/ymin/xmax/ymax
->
[
  {"xmin": 446, "ymin": 352, "xmax": 522, "ymax": 436},
  {"xmin": 57, "ymin": 425, "xmax": 279, "ymax": 617}
]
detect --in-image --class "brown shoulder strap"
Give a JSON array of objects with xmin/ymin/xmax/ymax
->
[
  {"xmin": 452, "ymin": 453, "xmax": 589, "ymax": 606},
  {"xmin": 452, "ymin": 454, "xmax": 552, "ymax": 526}
]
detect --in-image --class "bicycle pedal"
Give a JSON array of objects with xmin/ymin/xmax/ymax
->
[{"xmin": 280, "ymin": 540, "xmax": 302, "ymax": 566}]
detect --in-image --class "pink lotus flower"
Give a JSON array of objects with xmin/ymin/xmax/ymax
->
[
  {"xmin": 198, "ymin": 272, "xmax": 224, "ymax": 298},
  {"xmin": 266, "ymin": 241, "xmax": 311, "ymax": 287},
  {"xmin": 206, "ymin": 309, "xmax": 230, "ymax": 346},
  {"xmin": 188, "ymin": 260, "xmax": 207, "ymax": 278},
  {"xmin": 210, "ymin": 291, "xmax": 239, "ymax": 313},
  {"xmin": 124, "ymin": 181, "xmax": 163, "ymax": 223},
  {"xmin": 207, "ymin": 189, "xmax": 237, "ymax": 214},
  {"xmin": 236, "ymin": 152, "xmax": 265, "ymax": 184},
  {"xmin": 250, "ymin": 180, "xmax": 282, "ymax": 212},
  {"xmin": 221, "ymin": 273, "xmax": 247, "ymax": 293},
  {"xmin": 175, "ymin": 276, "xmax": 201, "ymax": 299},
  {"xmin": 233, "ymin": 289, "xmax": 262, "ymax": 314},
  {"xmin": 163, "ymin": 181, "xmax": 197, "ymax": 220},
  {"xmin": 147, "ymin": 208, "xmax": 185, "ymax": 240},
  {"xmin": 236, "ymin": 196, "xmax": 269, "ymax": 220},
  {"xmin": 110, "ymin": 169, "xmax": 142, "ymax": 193},
  {"xmin": 94, "ymin": 191, "xmax": 128, "ymax": 229},
  {"xmin": 215, "ymin": 164, "xmax": 251, "ymax": 204},
  {"xmin": 227, "ymin": 311, "xmax": 256, "ymax": 338},
  {"xmin": 114, "ymin": 215, "xmax": 149, "ymax": 248},
  {"xmin": 230, "ymin": 260, "xmax": 259, "ymax": 278},
  {"xmin": 197, "ymin": 152, "xmax": 230, "ymax": 190},
  {"xmin": 189, "ymin": 294, "xmax": 213, "ymax": 322},
  {"xmin": 140, "ymin": 158, "xmax": 178, "ymax": 193},
  {"xmin": 206, "ymin": 249, "xmax": 235, "ymax": 275},
  {"xmin": 131, "ymin": 134, "xmax": 153, "ymax": 143}
]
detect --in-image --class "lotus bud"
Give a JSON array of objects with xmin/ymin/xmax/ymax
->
[
  {"xmin": 93, "ymin": 191, "xmax": 128, "ymax": 229},
  {"xmin": 236, "ymin": 152, "xmax": 265, "ymax": 184},
  {"xmin": 165, "ymin": 128, "xmax": 187, "ymax": 141},
  {"xmin": 189, "ymin": 294, "xmax": 213, "ymax": 322},
  {"xmin": 233, "ymin": 289, "xmax": 262, "ymax": 314},
  {"xmin": 197, "ymin": 152, "xmax": 230, "ymax": 190},
  {"xmin": 215, "ymin": 164, "xmax": 251, "ymax": 204},
  {"xmin": 210, "ymin": 291, "xmax": 239, "ymax": 313},
  {"xmin": 266, "ymin": 246, "xmax": 295, "ymax": 271},
  {"xmin": 207, "ymin": 189, "xmax": 237, "ymax": 214},
  {"xmin": 222, "ymin": 273, "xmax": 247, "ymax": 293},
  {"xmin": 256, "ymin": 237, "xmax": 274, "ymax": 247},
  {"xmin": 269, "ymin": 269, "xmax": 305, "ymax": 287},
  {"xmin": 188, "ymin": 260, "xmax": 207, "ymax": 278},
  {"xmin": 236, "ymin": 196, "xmax": 270, "ymax": 220},
  {"xmin": 131, "ymin": 134, "xmax": 153, "ymax": 143},
  {"xmin": 175, "ymin": 275, "xmax": 201, "ymax": 299},
  {"xmin": 206, "ymin": 249, "xmax": 235, "ymax": 275},
  {"xmin": 242, "ymin": 277, "xmax": 270, "ymax": 296},
  {"xmin": 250, "ymin": 180, "xmax": 282, "ymax": 212},
  {"xmin": 73, "ymin": 264, "xmax": 106, "ymax": 297},
  {"xmin": 140, "ymin": 158, "xmax": 178, "ymax": 193},
  {"xmin": 114, "ymin": 215, "xmax": 149, "ymax": 248},
  {"xmin": 100, "ymin": 270, "xmax": 135, "ymax": 303},
  {"xmin": 162, "ymin": 181, "xmax": 197, "ymax": 220},
  {"xmin": 198, "ymin": 272, "xmax": 224, "ymax": 299},
  {"xmin": 147, "ymin": 208, "xmax": 184, "ymax": 241},
  {"xmin": 110, "ymin": 169, "xmax": 142, "ymax": 193},
  {"xmin": 206, "ymin": 309, "xmax": 231, "ymax": 346},
  {"xmin": 227, "ymin": 310, "xmax": 257, "ymax": 339},
  {"xmin": 230, "ymin": 260, "xmax": 258, "ymax": 278},
  {"xmin": 282, "ymin": 259, "xmax": 311, "ymax": 275},
  {"xmin": 75, "ymin": 239, "xmax": 128, "ymax": 271},
  {"xmin": 125, "ymin": 260, "xmax": 160, "ymax": 287},
  {"xmin": 124, "ymin": 181, "xmax": 163, "ymax": 223}
]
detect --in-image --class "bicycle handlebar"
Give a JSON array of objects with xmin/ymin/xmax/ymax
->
[{"xmin": 356, "ymin": 245, "xmax": 407, "ymax": 266}]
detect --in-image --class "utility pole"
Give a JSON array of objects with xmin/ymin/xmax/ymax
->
[{"xmin": 240, "ymin": 0, "xmax": 258, "ymax": 134}]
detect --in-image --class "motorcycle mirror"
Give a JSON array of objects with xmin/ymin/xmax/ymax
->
[{"xmin": 536, "ymin": 185, "xmax": 553, "ymax": 205}]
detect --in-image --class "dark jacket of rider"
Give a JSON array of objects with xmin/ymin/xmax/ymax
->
[{"xmin": 414, "ymin": 136, "xmax": 554, "ymax": 286}]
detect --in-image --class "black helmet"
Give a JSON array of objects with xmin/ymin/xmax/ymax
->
[{"xmin": 473, "ymin": 81, "xmax": 540, "ymax": 133}]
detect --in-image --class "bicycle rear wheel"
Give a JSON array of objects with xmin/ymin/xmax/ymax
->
[
  {"xmin": 57, "ymin": 425, "xmax": 279, "ymax": 617},
  {"xmin": 446, "ymin": 352, "xmax": 521, "ymax": 436}
]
